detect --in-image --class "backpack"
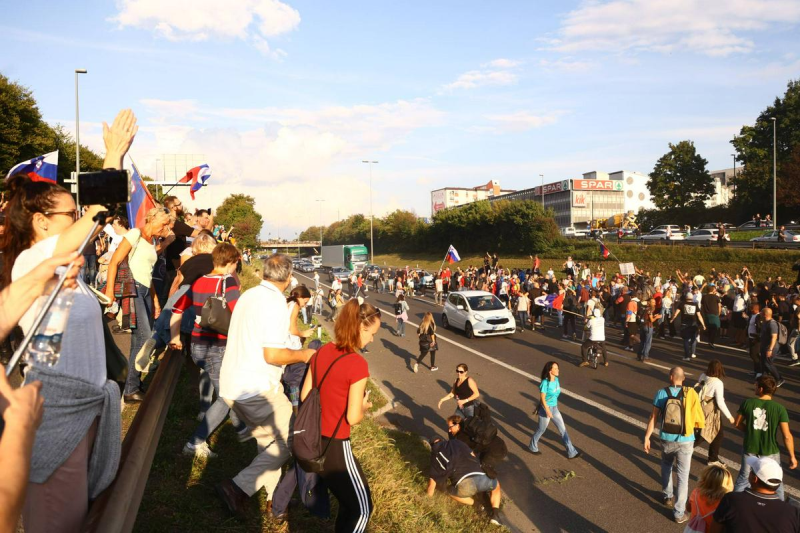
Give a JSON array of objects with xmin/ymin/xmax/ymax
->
[
  {"xmin": 777, "ymin": 320, "xmax": 789, "ymax": 345},
  {"xmin": 462, "ymin": 402, "xmax": 498, "ymax": 450},
  {"xmin": 394, "ymin": 302, "xmax": 404, "ymax": 315},
  {"xmin": 683, "ymin": 492, "xmax": 714, "ymax": 533},
  {"xmin": 292, "ymin": 352, "xmax": 352, "ymax": 473},
  {"xmin": 660, "ymin": 387, "xmax": 686, "ymax": 435}
]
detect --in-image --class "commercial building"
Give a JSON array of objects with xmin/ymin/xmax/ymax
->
[
  {"xmin": 430, "ymin": 180, "xmax": 515, "ymax": 216},
  {"xmin": 707, "ymin": 167, "xmax": 741, "ymax": 207}
]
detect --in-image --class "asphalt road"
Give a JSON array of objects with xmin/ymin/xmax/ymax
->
[{"xmin": 296, "ymin": 272, "xmax": 800, "ymax": 533}]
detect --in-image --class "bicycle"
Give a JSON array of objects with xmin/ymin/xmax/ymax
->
[{"xmin": 587, "ymin": 342, "xmax": 600, "ymax": 370}]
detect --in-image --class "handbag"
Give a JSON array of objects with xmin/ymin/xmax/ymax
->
[
  {"xmin": 100, "ymin": 304, "xmax": 129, "ymax": 384},
  {"xmin": 199, "ymin": 275, "xmax": 233, "ymax": 335}
]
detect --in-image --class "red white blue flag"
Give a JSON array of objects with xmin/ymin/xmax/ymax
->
[
  {"xmin": 446, "ymin": 245, "xmax": 461, "ymax": 264},
  {"xmin": 179, "ymin": 164, "xmax": 211, "ymax": 200},
  {"xmin": 599, "ymin": 243, "xmax": 609, "ymax": 259},
  {"xmin": 127, "ymin": 162, "xmax": 157, "ymax": 229},
  {"xmin": 6, "ymin": 150, "xmax": 59, "ymax": 182}
]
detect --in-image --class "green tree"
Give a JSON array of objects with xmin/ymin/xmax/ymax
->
[
  {"xmin": 142, "ymin": 175, "xmax": 163, "ymax": 200},
  {"xmin": 213, "ymin": 194, "xmax": 264, "ymax": 249},
  {"xmin": 0, "ymin": 73, "xmax": 52, "ymax": 175},
  {"xmin": 647, "ymin": 140, "xmax": 714, "ymax": 210}
]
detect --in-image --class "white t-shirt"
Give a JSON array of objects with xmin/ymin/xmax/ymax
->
[
  {"xmin": 287, "ymin": 301, "xmax": 302, "ymax": 351},
  {"xmin": 103, "ymin": 224, "xmax": 125, "ymax": 254},
  {"xmin": 124, "ymin": 229, "xmax": 157, "ymax": 287},
  {"xmin": 220, "ymin": 281, "xmax": 290, "ymax": 401},
  {"xmin": 12, "ymin": 235, "xmax": 106, "ymax": 387},
  {"xmin": 588, "ymin": 317, "xmax": 606, "ymax": 341}
]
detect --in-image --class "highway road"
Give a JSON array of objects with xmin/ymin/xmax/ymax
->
[{"xmin": 296, "ymin": 272, "xmax": 800, "ymax": 532}]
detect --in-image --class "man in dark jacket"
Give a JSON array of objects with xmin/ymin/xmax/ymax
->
[{"xmin": 447, "ymin": 415, "xmax": 507, "ymax": 479}]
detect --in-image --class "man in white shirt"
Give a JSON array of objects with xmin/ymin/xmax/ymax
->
[
  {"xmin": 216, "ymin": 254, "xmax": 315, "ymax": 516},
  {"xmin": 580, "ymin": 309, "xmax": 608, "ymax": 367}
]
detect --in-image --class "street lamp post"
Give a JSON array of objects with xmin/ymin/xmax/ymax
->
[
  {"xmin": 74, "ymin": 69, "xmax": 87, "ymax": 180},
  {"xmin": 771, "ymin": 117, "xmax": 777, "ymax": 229},
  {"xmin": 731, "ymin": 153, "xmax": 736, "ymax": 202},
  {"xmin": 362, "ymin": 160, "xmax": 378, "ymax": 264},
  {"xmin": 539, "ymin": 174, "xmax": 544, "ymax": 208}
]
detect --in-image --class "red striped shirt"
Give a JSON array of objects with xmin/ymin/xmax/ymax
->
[{"xmin": 173, "ymin": 275, "xmax": 240, "ymax": 342}]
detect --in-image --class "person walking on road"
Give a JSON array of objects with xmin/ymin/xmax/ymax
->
[
  {"xmin": 580, "ymin": 309, "xmax": 608, "ymax": 367},
  {"xmin": 414, "ymin": 312, "xmax": 438, "ymax": 373},
  {"xmin": 671, "ymin": 294, "xmax": 706, "ymax": 361},
  {"xmin": 528, "ymin": 362, "xmax": 581, "ymax": 460},
  {"xmin": 685, "ymin": 464, "xmax": 732, "ymax": 531},
  {"xmin": 394, "ymin": 294, "xmax": 409, "ymax": 337},
  {"xmin": 438, "ymin": 364, "xmax": 480, "ymax": 418},
  {"xmin": 693, "ymin": 360, "xmax": 736, "ymax": 467},
  {"xmin": 643, "ymin": 366, "xmax": 705, "ymax": 524},
  {"xmin": 638, "ymin": 298, "xmax": 661, "ymax": 362},
  {"xmin": 759, "ymin": 308, "xmax": 785, "ymax": 387}
]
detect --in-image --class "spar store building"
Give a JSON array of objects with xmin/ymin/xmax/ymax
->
[{"xmin": 488, "ymin": 170, "xmax": 654, "ymax": 229}]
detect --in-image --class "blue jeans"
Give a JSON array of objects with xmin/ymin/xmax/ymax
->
[
  {"xmin": 660, "ymin": 440, "xmax": 693, "ymax": 518},
  {"xmin": 152, "ymin": 285, "xmax": 191, "ymax": 350},
  {"xmin": 396, "ymin": 318, "xmax": 405, "ymax": 336},
  {"xmin": 125, "ymin": 282, "xmax": 153, "ymax": 395},
  {"xmin": 456, "ymin": 404, "xmax": 475, "ymax": 419},
  {"xmin": 735, "ymin": 452, "xmax": 784, "ymax": 501},
  {"xmin": 528, "ymin": 404, "xmax": 579, "ymax": 458},
  {"xmin": 639, "ymin": 326, "xmax": 654, "ymax": 359},
  {"xmin": 83, "ymin": 254, "xmax": 97, "ymax": 286},
  {"xmin": 518, "ymin": 311, "xmax": 529, "ymax": 329},
  {"xmin": 190, "ymin": 341, "xmax": 245, "ymax": 445},
  {"xmin": 557, "ymin": 310, "xmax": 563, "ymax": 327},
  {"xmin": 682, "ymin": 326, "xmax": 697, "ymax": 358}
]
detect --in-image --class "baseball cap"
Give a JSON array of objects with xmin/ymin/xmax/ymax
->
[{"xmin": 746, "ymin": 456, "xmax": 783, "ymax": 488}]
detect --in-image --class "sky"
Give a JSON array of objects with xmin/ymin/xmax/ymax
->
[{"xmin": 2, "ymin": 0, "xmax": 800, "ymax": 239}]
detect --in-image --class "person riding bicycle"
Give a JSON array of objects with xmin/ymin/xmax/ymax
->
[{"xmin": 580, "ymin": 308, "xmax": 608, "ymax": 367}]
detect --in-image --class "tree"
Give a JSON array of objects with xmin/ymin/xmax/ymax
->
[
  {"xmin": 142, "ymin": 175, "xmax": 163, "ymax": 201},
  {"xmin": 647, "ymin": 140, "xmax": 714, "ymax": 210},
  {"xmin": 298, "ymin": 226, "xmax": 324, "ymax": 242},
  {"xmin": 213, "ymin": 194, "xmax": 264, "ymax": 250}
]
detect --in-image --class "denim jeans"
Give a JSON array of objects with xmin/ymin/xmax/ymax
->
[
  {"xmin": 190, "ymin": 341, "xmax": 244, "ymax": 445},
  {"xmin": 682, "ymin": 326, "xmax": 697, "ymax": 358},
  {"xmin": 83, "ymin": 254, "xmax": 98, "ymax": 286},
  {"xmin": 528, "ymin": 405, "xmax": 579, "ymax": 458},
  {"xmin": 518, "ymin": 311, "xmax": 529, "ymax": 330},
  {"xmin": 660, "ymin": 440, "xmax": 694, "ymax": 518},
  {"xmin": 735, "ymin": 452, "xmax": 784, "ymax": 501},
  {"xmin": 397, "ymin": 318, "xmax": 405, "ymax": 336},
  {"xmin": 124, "ymin": 282, "xmax": 153, "ymax": 395},
  {"xmin": 456, "ymin": 404, "xmax": 475, "ymax": 419},
  {"xmin": 639, "ymin": 326, "xmax": 654, "ymax": 359},
  {"xmin": 557, "ymin": 310, "xmax": 564, "ymax": 327},
  {"xmin": 152, "ymin": 285, "xmax": 191, "ymax": 350},
  {"xmin": 760, "ymin": 350, "xmax": 783, "ymax": 381}
]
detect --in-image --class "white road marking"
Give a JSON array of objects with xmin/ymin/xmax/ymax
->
[{"xmin": 296, "ymin": 272, "xmax": 800, "ymax": 498}]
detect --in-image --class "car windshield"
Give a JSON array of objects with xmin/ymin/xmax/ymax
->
[
  {"xmin": 352, "ymin": 253, "xmax": 368, "ymax": 261},
  {"xmin": 466, "ymin": 295, "xmax": 506, "ymax": 311}
]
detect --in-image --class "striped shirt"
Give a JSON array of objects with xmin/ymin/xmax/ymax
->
[{"xmin": 173, "ymin": 274, "xmax": 240, "ymax": 344}]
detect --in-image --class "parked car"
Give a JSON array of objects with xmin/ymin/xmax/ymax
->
[
  {"xmin": 652, "ymin": 224, "xmax": 683, "ymax": 234},
  {"xmin": 561, "ymin": 227, "xmax": 590, "ymax": 238},
  {"xmin": 413, "ymin": 269, "xmax": 435, "ymax": 288},
  {"xmin": 686, "ymin": 229, "xmax": 730, "ymax": 242},
  {"xmin": 362, "ymin": 264, "xmax": 381, "ymax": 280},
  {"xmin": 738, "ymin": 220, "xmax": 774, "ymax": 230},
  {"xmin": 696, "ymin": 223, "xmax": 735, "ymax": 231},
  {"xmin": 441, "ymin": 291, "xmax": 516, "ymax": 338},
  {"xmin": 310, "ymin": 255, "xmax": 322, "ymax": 268},
  {"xmin": 296, "ymin": 260, "xmax": 315, "ymax": 273},
  {"xmin": 750, "ymin": 230, "xmax": 800, "ymax": 243},
  {"xmin": 641, "ymin": 229, "xmax": 685, "ymax": 241},
  {"xmin": 328, "ymin": 266, "xmax": 351, "ymax": 282}
]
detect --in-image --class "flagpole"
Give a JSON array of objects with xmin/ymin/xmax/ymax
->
[
  {"xmin": 438, "ymin": 247, "xmax": 451, "ymax": 275},
  {"xmin": 596, "ymin": 238, "xmax": 623, "ymax": 263}
]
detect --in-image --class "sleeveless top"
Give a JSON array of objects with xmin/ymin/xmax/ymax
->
[{"xmin": 453, "ymin": 378, "xmax": 474, "ymax": 408}]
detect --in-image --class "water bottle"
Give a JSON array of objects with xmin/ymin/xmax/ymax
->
[{"xmin": 25, "ymin": 288, "xmax": 75, "ymax": 367}]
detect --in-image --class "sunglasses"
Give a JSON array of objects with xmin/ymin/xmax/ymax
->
[
  {"xmin": 456, "ymin": 370, "xmax": 466, "ymax": 374},
  {"xmin": 43, "ymin": 209, "xmax": 78, "ymax": 221}
]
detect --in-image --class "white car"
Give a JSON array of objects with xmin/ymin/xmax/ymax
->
[
  {"xmin": 441, "ymin": 290, "xmax": 516, "ymax": 338},
  {"xmin": 751, "ymin": 230, "xmax": 800, "ymax": 243},
  {"xmin": 641, "ymin": 229, "xmax": 685, "ymax": 241},
  {"xmin": 685, "ymin": 229, "xmax": 730, "ymax": 242},
  {"xmin": 561, "ymin": 227, "xmax": 590, "ymax": 238}
]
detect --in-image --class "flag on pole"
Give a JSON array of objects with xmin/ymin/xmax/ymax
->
[
  {"xmin": 599, "ymin": 243, "xmax": 610, "ymax": 259},
  {"xmin": 446, "ymin": 245, "xmax": 461, "ymax": 264},
  {"xmin": 179, "ymin": 164, "xmax": 211, "ymax": 200},
  {"xmin": 127, "ymin": 161, "xmax": 157, "ymax": 229},
  {"xmin": 5, "ymin": 150, "xmax": 59, "ymax": 182}
]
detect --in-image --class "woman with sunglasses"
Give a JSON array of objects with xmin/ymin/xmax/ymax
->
[
  {"xmin": 300, "ymin": 299, "xmax": 381, "ymax": 532},
  {"xmin": 438, "ymin": 363, "xmax": 479, "ymax": 418},
  {"xmin": 1, "ymin": 109, "xmax": 137, "ymax": 533},
  {"xmin": 104, "ymin": 205, "xmax": 174, "ymax": 402},
  {"xmin": 528, "ymin": 361, "xmax": 581, "ymax": 459}
]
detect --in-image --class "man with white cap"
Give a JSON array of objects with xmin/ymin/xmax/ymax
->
[{"xmin": 710, "ymin": 456, "xmax": 800, "ymax": 532}]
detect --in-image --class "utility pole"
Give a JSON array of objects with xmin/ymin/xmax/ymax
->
[
  {"xmin": 772, "ymin": 117, "xmax": 777, "ymax": 229},
  {"xmin": 362, "ymin": 160, "xmax": 378, "ymax": 264}
]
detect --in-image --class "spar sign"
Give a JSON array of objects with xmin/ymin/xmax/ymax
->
[{"xmin": 572, "ymin": 179, "xmax": 624, "ymax": 191}]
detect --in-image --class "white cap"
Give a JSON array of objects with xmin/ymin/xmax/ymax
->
[{"xmin": 746, "ymin": 456, "xmax": 783, "ymax": 489}]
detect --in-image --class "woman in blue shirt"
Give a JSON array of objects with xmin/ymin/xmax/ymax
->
[{"xmin": 528, "ymin": 361, "xmax": 581, "ymax": 459}]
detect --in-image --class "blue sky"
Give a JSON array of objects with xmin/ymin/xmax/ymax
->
[{"xmin": 2, "ymin": 0, "xmax": 799, "ymax": 238}]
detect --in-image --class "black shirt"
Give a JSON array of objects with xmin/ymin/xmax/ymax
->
[
  {"xmin": 165, "ymin": 220, "xmax": 195, "ymax": 271},
  {"xmin": 429, "ymin": 439, "xmax": 483, "ymax": 489},
  {"xmin": 681, "ymin": 301, "xmax": 698, "ymax": 327},
  {"xmin": 701, "ymin": 294, "xmax": 720, "ymax": 316},
  {"xmin": 713, "ymin": 489, "xmax": 800, "ymax": 533},
  {"xmin": 179, "ymin": 254, "xmax": 214, "ymax": 287}
]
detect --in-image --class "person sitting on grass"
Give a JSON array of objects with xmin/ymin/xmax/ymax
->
[{"xmin": 426, "ymin": 437, "xmax": 503, "ymax": 527}]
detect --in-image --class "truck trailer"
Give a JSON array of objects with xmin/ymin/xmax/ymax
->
[{"xmin": 321, "ymin": 244, "xmax": 369, "ymax": 272}]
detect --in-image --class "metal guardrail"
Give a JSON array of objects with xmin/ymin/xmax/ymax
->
[{"xmin": 82, "ymin": 347, "xmax": 183, "ymax": 533}]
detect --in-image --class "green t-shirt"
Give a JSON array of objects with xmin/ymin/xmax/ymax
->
[{"xmin": 738, "ymin": 398, "xmax": 790, "ymax": 456}]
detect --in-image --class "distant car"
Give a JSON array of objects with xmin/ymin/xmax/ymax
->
[
  {"xmin": 696, "ymin": 223, "xmax": 735, "ymax": 231},
  {"xmin": 738, "ymin": 220, "xmax": 774, "ymax": 230},
  {"xmin": 561, "ymin": 227, "xmax": 590, "ymax": 238},
  {"xmin": 750, "ymin": 230, "xmax": 800, "ymax": 243},
  {"xmin": 310, "ymin": 255, "xmax": 322, "ymax": 268},
  {"xmin": 328, "ymin": 266, "xmax": 351, "ymax": 282},
  {"xmin": 686, "ymin": 229, "xmax": 730, "ymax": 242},
  {"xmin": 641, "ymin": 229, "xmax": 685, "ymax": 241},
  {"xmin": 413, "ymin": 269, "xmax": 435, "ymax": 288},
  {"xmin": 653, "ymin": 225, "xmax": 684, "ymax": 233},
  {"xmin": 296, "ymin": 260, "xmax": 314, "ymax": 273},
  {"xmin": 441, "ymin": 291, "xmax": 516, "ymax": 338},
  {"xmin": 362, "ymin": 264, "xmax": 381, "ymax": 280}
]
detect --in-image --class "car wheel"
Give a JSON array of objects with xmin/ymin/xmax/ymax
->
[
  {"xmin": 441, "ymin": 314, "xmax": 450, "ymax": 330},
  {"xmin": 465, "ymin": 322, "xmax": 474, "ymax": 339}
]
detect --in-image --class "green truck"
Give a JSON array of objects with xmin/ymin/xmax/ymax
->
[{"xmin": 321, "ymin": 244, "xmax": 369, "ymax": 272}]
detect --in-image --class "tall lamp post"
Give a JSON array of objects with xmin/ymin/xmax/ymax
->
[
  {"xmin": 362, "ymin": 160, "xmax": 378, "ymax": 264},
  {"xmin": 731, "ymin": 153, "xmax": 736, "ymax": 202},
  {"xmin": 315, "ymin": 199, "xmax": 325, "ymax": 245},
  {"xmin": 771, "ymin": 117, "xmax": 777, "ymax": 229},
  {"xmin": 74, "ymin": 69, "xmax": 87, "ymax": 179},
  {"xmin": 539, "ymin": 174, "xmax": 544, "ymax": 208}
]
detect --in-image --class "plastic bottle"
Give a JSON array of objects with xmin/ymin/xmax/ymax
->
[{"xmin": 25, "ymin": 288, "xmax": 75, "ymax": 367}]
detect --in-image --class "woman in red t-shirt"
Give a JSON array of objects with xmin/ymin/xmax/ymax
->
[{"xmin": 300, "ymin": 299, "xmax": 380, "ymax": 532}]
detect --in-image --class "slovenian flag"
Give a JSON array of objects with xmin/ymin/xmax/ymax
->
[
  {"xmin": 599, "ymin": 243, "xmax": 609, "ymax": 259},
  {"xmin": 127, "ymin": 162, "xmax": 157, "ymax": 229},
  {"xmin": 6, "ymin": 150, "xmax": 59, "ymax": 183},
  {"xmin": 446, "ymin": 245, "xmax": 461, "ymax": 264},
  {"xmin": 179, "ymin": 164, "xmax": 211, "ymax": 200}
]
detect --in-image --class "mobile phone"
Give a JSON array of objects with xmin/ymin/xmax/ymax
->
[{"xmin": 77, "ymin": 170, "xmax": 131, "ymax": 207}]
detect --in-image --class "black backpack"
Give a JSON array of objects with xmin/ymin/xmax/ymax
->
[
  {"xmin": 394, "ymin": 302, "xmax": 403, "ymax": 315},
  {"xmin": 292, "ymin": 351, "xmax": 352, "ymax": 473},
  {"xmin": 660, "ymin": 387, "xmax": 685, "ymax": 435},
  {"xmin": 462, "ymin": 403, "xmax": 498, "ymax": 450}
]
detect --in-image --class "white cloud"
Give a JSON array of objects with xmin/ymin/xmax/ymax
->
[
  {"xmin": 483, "ymin": 111, "xmax": 563, "ymax": 133},
  {"xmin": 112, "ymin": 0, "xmax": 300, "ymax": 57},
  {"xmin": 550, "ymin": 0, "xmax": 800, "ymax": 57},
  {"xmin": 538, "ymin": 57, "xmax": 595, "ymax": 72},
  {"xmin": 442, "ymin": 58, "xmax": 522, "ymax": 91}
]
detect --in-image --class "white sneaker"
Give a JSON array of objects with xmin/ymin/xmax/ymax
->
[
  {"xmin": 183, "ymin": 441, "xmax": 217, "ymax": 458},
  {"xmin": 691, "ymin": 353, "xmax": 697, "ymax": 359},
  {"xmin": 413, "ymin": 363, "xmax": 418, "ymax": 373}
]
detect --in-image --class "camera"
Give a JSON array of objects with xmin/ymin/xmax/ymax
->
[{"xmin": 77, "ymin": 170, "xmax": 131, "ymax": 207}]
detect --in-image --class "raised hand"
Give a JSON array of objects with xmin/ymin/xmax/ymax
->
[{"xmin": 102, "ymin": 109, "xmax": 139, "ymax": 169}]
